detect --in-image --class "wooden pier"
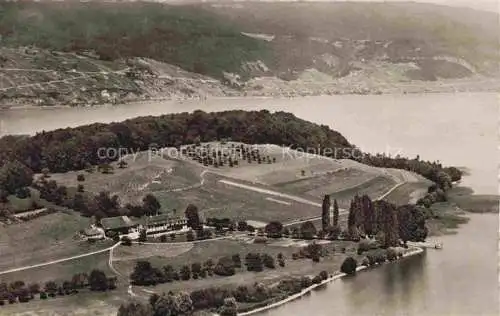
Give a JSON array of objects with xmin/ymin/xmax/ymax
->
[{"xmin": 407, "ymin": 241, "xmax": 443, "ymax": 249}]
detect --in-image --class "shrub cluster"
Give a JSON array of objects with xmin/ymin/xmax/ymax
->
[
  {"xmin": 130, "ymin": 252, "xmax": 285, "ymax": 286},
  {"xmin": 0, "ymin": 270, "xmax": 115, "ymax": 306}
]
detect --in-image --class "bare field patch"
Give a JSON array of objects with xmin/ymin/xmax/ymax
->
[
  {"xmin": 0, "ymin": 212, "xmax": 113, "ymax": 270},
  {"xmin": 112, "ymin": 243, "xmax": 194, "ymax": 262}
]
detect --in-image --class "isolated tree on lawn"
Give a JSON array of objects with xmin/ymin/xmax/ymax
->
[
  {"xmin": 142, "ymin": 194, "xmax": 161, "ymax": 216},
  {"xmin": 340, "ymin": 257, "xmax": 358, "ymax": 275},
  {"xmin": 265, "ymin": 221, "xmax": 284, "ymax": 238},
  {"xmin": 0, "ymin": 160, "xmax": 34, "ymax": 194},
  {"xmin": 89, "ymin": 269, "xmax": 109, "ymax": 291},
  {"xmin": 185, "ymin": 204, "xmax": 201, "ymax": 230},
  {"xmin": 300, "ymin": 221, "xmax": 317, "ymax": 240},
  {"xmin": 321, "ymin": 194, "xmax": 331, "ymax": 231}
]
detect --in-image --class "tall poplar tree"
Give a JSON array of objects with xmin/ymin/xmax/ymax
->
[
  {"xmin": 321, "ymin": 194, "xmax": 331, "ymax": 231},
  {"xmin": 333, "ymin": 199, "xmax": 339, "ymax": 227}
]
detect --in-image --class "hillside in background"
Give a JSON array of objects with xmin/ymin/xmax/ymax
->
[
  {"xmin": 0, "ymin": 2, "xmax": 271, "ymax": 80},
  {"xmin": 202, "ymin": 1, "xmax": 500, "ymax": 79},
  {"xmin": 0, "ymin": 1, "xmax": 499, "ymax": 106}
]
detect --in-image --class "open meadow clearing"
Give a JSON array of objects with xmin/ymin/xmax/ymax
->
[
  {"xmin": 0, "ymin": 252, "xmax": 112, "ymax": 285},
  {"xmin": 275, "ymin": 167, "xmax": 377, "ymax": 197},
  {"xmin": 0, "ymin": 212, "xmax": 113, "ymax": 270},
  {"xmin": 48, "ymin": 153, "xmax": 201, "ymax": 205},
  {"xmin": 0, "ymin": 289, "xmax": 122, "ymax": 316},
  {"xmin": 113, "ymin": 239, "xmax": 362, "ymax": 294},
  {"xmin": 112, "ymin": 243, "xmax": 194, "ymax": 262},
  {"xmin": 154, "ymin": 173, "xmax": 321, "ymax": 222},
  {"xmin": 383, "ymin": 181, "xmax": 431, "ymax": 205},
  {"xmin": 329, "ymin": 175, "xmax": 398, "ymax": 208}
]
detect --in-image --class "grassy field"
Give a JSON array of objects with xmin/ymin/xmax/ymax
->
[
  {"xmin": 329, "ymin": 175, "xmax": 398, "ymax": 208},
  {"xmin": 5, "ymin": 188, "xmax": 44, "ymax": 213},
  {"xmin": 212, "ymin": 144, "xmax": 345, "ymax": 185},
  {"xmin": 383, "ymin": 181, "xmax": 431, "ymax": 206},
  {"xmin": 275, "ymin": 168, "xmax": 376, "ymax": 198},
  {"xmin": 48, "ymin": 153, "xmax": 191, "ymax": 205},
  {"xmin": 113, "ymin": 238, "xmax": 361, "ymax": 294},
  {"xmin": 152, "ymin": 142, "xmax": 398, "ymax": 221},
  {"xmin": 0, "ymin": 289, "xmax": 121, "ymax": 316},
  {"xmin": 113, "ymin": 243, "xmax": 194, "ymax": 263},
  {"xmin": 155, "ymin": 173, "xmax": 321, "ymax": 223},
  {"xmin": 0, "ymin": 212, "xmax": 112, "ymax": 270},
  {"xmin": 0, "ymin": 252, "xmax": 112, "ymax": 285}
]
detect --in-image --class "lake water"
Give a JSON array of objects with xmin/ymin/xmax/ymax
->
[
  {"xmin": 1, "ymin": 92, "xmax": 498, "ymax": 315},
  {"xmin": 259, "ymin": 212, "xmax": 499, "ymax": 316}
]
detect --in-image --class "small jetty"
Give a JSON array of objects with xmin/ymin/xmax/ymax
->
[{"xmin": 408, "ymin": 241, "xmax": 443, "ymax": 250}]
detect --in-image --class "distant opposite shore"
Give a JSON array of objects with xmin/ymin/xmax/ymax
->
[{"xmin": 1, "ymin": 75, "xmax": 500, "ymax": 110}]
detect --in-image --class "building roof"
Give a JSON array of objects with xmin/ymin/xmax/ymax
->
[
  {"xmin": 139, "ymin": 214, "xmax": 186, "ymax": 226},
  {"xmin": 101, "ymin": 216, "xmax": 138, "ymax": 230}
]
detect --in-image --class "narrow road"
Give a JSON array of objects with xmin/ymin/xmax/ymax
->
[{"xmin": 108, "ymin": 246, "xmax": 123, "ymax": 277}]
